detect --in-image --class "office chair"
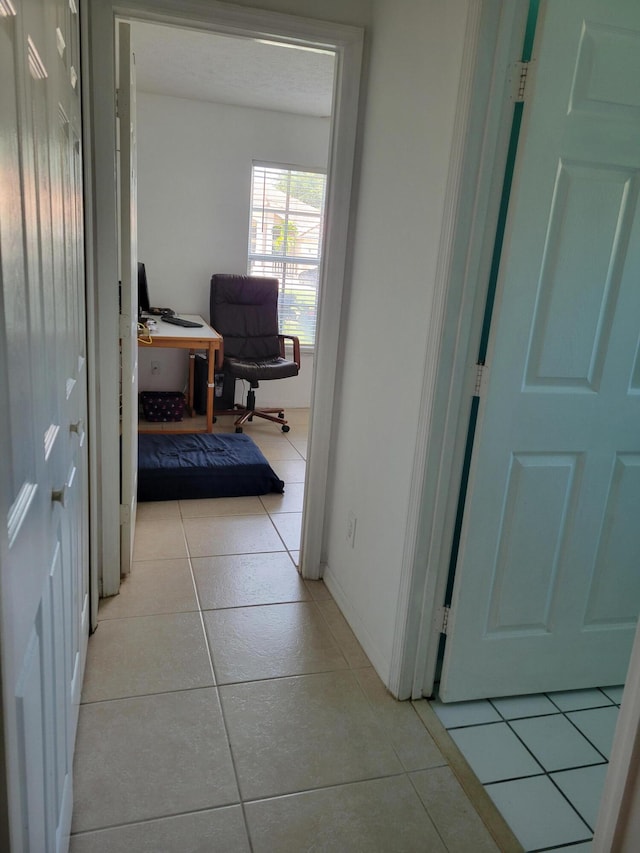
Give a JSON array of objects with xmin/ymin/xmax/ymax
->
[{"xmin": 210, "ymin": 274, "xmax": 301, "ymax": 433}]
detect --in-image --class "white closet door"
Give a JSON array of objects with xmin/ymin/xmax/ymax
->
[{"xmin": 0, "ymin": 0, "xmax": 89, "ymax": 846}]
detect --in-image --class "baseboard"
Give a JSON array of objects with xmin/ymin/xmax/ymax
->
[{"xmin": 323, "ymin": 562, "xmax": 392, "ymax": 691}]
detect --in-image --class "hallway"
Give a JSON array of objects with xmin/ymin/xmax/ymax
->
[{"xmin": 69, "ymin": 410, "xmax": 503, "ymax": 851}]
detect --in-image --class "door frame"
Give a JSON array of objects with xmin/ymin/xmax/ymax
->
[
  {"xmin": 83, "ymin": 0, "xmax": 363, "ymax": 597},
  {"xmin": 80, "ymin": 0, "xmax": 101, "ymax": 628},
  {"xmin": 388, "ymin": 0, "xmax": 532, "ymax": 700}
]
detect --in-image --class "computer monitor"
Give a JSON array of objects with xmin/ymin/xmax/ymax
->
[{"xmin": 138, "ymin": 261, "xmax": 150, "ymax": 316}]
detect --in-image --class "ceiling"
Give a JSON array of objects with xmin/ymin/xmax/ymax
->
[{"xmin": 130, "ymin": 22, "xmax": 336, "ymax": 117}]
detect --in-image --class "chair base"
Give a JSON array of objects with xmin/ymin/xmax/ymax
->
[
  {"xmin": 225, "ymin": 388, "xmax": 290, "ymax": 433},
  {"xmin": 232, "ymin": 405, "xmax": 290, "ymax": 433}
]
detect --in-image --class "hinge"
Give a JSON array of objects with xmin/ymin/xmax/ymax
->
[
  {"xmin": 474, "ymin": 363, "xmax": 489, "ymax": 398},
  {"xmin": 437, "ymin": 605, "xmax": 451, "ymax": 636},
  {"xmin": 119, "ymin": 504, "xmax": 129, "ymax": 524},
  {"xmin": 509, "ymin": 60, "xmax": 530, "ymax": 103},
  {"xmin": 115, "ymin": 88, "xmax": 120, "ymax": 118}
]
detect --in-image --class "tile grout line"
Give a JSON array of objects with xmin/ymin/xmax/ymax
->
[
  {"xmin": 181, "ymin": 424, "xmax": 480, "ymax": 847},
  {"xmin": 343, "ymin": 669, "xmax": 485, "ymax": 851},
  {"xmin": 180, "ymin": 518, "xmax": 257, "ymax": 853},
  {"xmin": 69, "ymin": 803, "xmax": 243, "ymax": 838},
  {"xmin": 313, "ymin": 597, "xmax": 359, "ymax": 671},
  {"xmin": 544, "ymin": 775, "xmax": 598, "ymax": 837},
  {"xmin": 498, "ymin": 708, "xmax": 600, "ymax": 837},
  {"xmin": 489, "ymin": 692, "xmax": 612, "ymax": 836},
  {"xmin": 182, "ymin": 417, "xmax": 306, "ymax": 853},
  {"xmin": 73, "ymin": 421, "xmax": 310, "ymax": 846},
  {"xmin": 414, "ymin": 700, "xmax": 524, "ymax": 852},
  {"xmin": 433, "ymin": 690, "xmax": 620, "ymax": 849},
  {"xmin": 561, "ymin": 706, "xmax": 616, "ymax": 762},
  {"xmin": 182, "ymin": 465, "xmax": 436, "ymax": 847}
]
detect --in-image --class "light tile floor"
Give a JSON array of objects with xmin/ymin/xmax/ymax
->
[
  {"xmin": 431, "ymin": 685, "xmax": 624, "ymax": 851},
  {"xmin": 70, "ymin": 409, "xmax": 504, "ymax": 852}
]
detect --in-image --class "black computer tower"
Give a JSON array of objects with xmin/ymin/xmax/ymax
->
[{"xmin": 193, "ymin": 353, "xmax": 236, "ymax": 415}]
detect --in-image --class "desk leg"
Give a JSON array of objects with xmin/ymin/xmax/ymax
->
[
  {"xmin": 187, "ymin": 351, "xmax": 196, "ymax": 416},
  {"xmin": 206, "ymin": 343, "xmax": 215, "ymax": 432}
]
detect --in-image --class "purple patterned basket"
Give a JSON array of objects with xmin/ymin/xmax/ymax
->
[{"xmin": 140, "ymin": 391, "xmax": 185, "ymax": 422}]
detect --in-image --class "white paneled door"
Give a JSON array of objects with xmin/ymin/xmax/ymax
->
[
  {"xmin": 0, "ymin": 0, "xmax": 89, "ymax": 848},
  {"xmin": 440, "ymin": 0, "xmax": 640, "ymax": 701}
]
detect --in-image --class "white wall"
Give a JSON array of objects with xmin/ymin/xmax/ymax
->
[
  {"xmin": 323, "ymin": 0, "xmax": 470, "ymax": 683},
  {"xmin": 136, "ymin": 93, "xmax": 329, "ymax": 406}
]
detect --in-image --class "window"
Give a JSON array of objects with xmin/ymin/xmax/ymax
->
[{"xmin": 248, "ymin": 163, "xmax": 327, "ymax": 348}]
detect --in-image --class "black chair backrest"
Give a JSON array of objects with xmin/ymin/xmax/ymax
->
[{"xmin": 210, "ymin": 274, "xmax": 281, "ymax": 360}]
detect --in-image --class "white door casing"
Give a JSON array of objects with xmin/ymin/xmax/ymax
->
[
  {"xmin": 86, "ymin": 0, "xmax": 363, "ymax": 598},
  {"xmin": 0, "ymin": 0, "xmax": 89, "ymax": 847},
  {"xmin": 118, "ymin": 20, "xmax": 138, "ymax": 576},
  {"xmin": 440, "ymin": 0, "xmax": 640, "ymax": 701}
]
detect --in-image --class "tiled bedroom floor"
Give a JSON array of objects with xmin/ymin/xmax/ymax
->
[
  {"xmin": 70, "ymin": 409, "xmax": 505, "ymax": 852},
  {"xmin": 430, "ymin": 685, "xmax": 623, "ymax": 852}
]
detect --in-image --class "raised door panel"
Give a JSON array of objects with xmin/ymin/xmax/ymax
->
[
  {"xmin": 525, "ymin": 163, "xmax": 636, "ymax": 390},
  {"xmin": 585, "ymin": 454, "xmax": 640, "ymax": 627},
  {"xmin": 485, "ymin": 453, "xmax": 580, "ymax": 635}
]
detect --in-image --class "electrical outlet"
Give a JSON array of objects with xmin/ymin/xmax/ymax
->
[
  {"xmin": 151, "ymin": 360, "xmax": 160, "ymax": 375},
  {"xmin": 347, "ymin": 511, "xmax": 357, "ymax": 548}
]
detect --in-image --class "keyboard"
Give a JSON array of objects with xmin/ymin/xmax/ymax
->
[{"xmin": 161, "ymin": 317, "xmax": 203, "ymax": 328}]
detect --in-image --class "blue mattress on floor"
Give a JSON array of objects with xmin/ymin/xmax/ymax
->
[{"xmin": 138, "ymin": 432, "xmax": 285, "ymax": 502}]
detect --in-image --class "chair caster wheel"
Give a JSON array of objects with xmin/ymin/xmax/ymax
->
[
  {"xmin": 278, "ymin": 412, "xmax": 284, "ymax": 418},
  {"xmin": 281, "ymin": 424, "xmax": 290, "ymax": 433},
  {"xmin": 235, "ymin": 426, "xmax": 243, "ymax": 433},
  {"xmin": 213, "ymin": 416, "xmax": 217, "ymax": 423}
]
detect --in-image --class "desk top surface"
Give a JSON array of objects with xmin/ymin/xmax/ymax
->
[{"xmin": 143, "ymin": 314, "xmax": 221, "ymax": 343}]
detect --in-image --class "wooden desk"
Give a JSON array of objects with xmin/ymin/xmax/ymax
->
[{"xmin": 139, "ymin": 315, "xmax": 222, "ymax": 433}]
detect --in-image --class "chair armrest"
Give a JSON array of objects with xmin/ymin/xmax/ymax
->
[{"xmin": 279, "ymin": 334, "xmax": 301, "ymax": 367}]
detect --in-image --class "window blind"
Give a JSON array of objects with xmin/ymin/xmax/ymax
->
[{"xmin": 248, "ymin": 163, "xmax": 327, "ymax": 348}]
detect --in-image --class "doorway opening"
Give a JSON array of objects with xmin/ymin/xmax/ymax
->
[
  {"xmin": 127, "ymin": 21, "xmax": 333, "ymax": 569},
  {"xmin": 86, "ymin": 3, "xmax": 364, "ymax": 601}
]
